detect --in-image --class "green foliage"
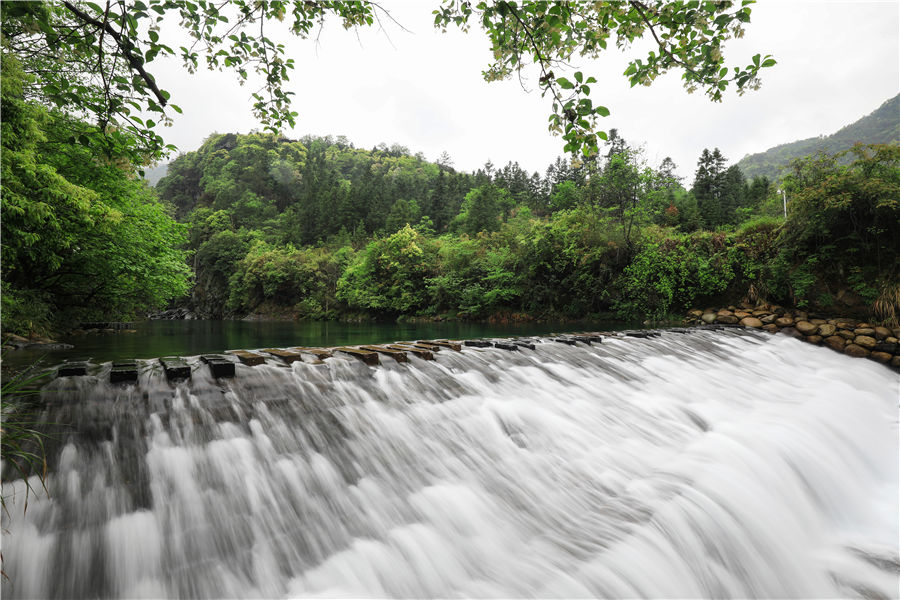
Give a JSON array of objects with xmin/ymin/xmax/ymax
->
[
  {"xmin": 1, "ymin": 54, "xmax": 190, "ymax": 331},
  {"xmin": 614, "ymin": 231, "xmax": 735, "ymax": 319},
  {"xmin": 228, "ymin": 242, "xmax": 352, "ymax": 319},
  {"xmin": 451, "ymin": 184, "xmax": 514, "ymax": 235},
  {"xmin": 337, "ymin": 225, "xmax": 436, "ymax": 315},
  {"xmin": 435, "ymin": 1, "xmax": 772, "ymax": 157}
]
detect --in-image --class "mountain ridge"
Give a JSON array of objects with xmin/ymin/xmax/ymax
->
[{"xmin": 737, "ymin": 94, "xmax": 900, "ymax": 180}]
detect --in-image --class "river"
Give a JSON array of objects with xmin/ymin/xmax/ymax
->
[{"xmin": 3, "ymin": 319, "xmax": 635, "ymax": 367}]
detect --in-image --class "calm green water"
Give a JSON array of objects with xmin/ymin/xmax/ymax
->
[{"xmin": 4, "ymin": 319, "xmax": 635, "ymax": 368}]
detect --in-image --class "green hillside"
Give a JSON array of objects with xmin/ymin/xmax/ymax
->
[{"xmin": 737, "ymin": 94, "xmax": 900, "ymax": 180}]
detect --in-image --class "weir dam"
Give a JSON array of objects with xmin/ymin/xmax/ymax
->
[{"xmin": 2, "ymin": 328, "xmax": 898, "ymax": 598}]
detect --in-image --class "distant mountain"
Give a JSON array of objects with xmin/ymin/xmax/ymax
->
[
  {"xmin": 737, "ymin": 94, "xmax": 900, "ymax": 181},
  {"xmin": 143, "ymin": 162, "xmax": 169, "ymax": 186}
]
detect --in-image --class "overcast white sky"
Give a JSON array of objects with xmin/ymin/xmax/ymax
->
[{"xmin": 152, "ymin": 0, "xmax": 899, "ymax": 180}]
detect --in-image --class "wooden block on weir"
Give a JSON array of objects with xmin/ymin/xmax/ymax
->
[
  {"xmin": 553, "ymin": 337, "xmax": 578, "ymax": 345},
  {"xmin": 335, "ymin": 347, "xmax": 380, "ymax": 366},
  {"xmin": 201, "ymin": 355, "xmax": 235, "ymax": 378},
  {"xmin": 574, "ymin": 333, "xmax": 604, "ymax": 342},
  {"xmin": 410, "ymin": 342, "xmax": 443, "ymax": 352},
  {"xmin": 424, "ymin": 340, "xmax": 462, "ymax": 351},
  {"xmin": 360, "ymin": 345, "xmax": 408, "ymax": 362},
  {"xmin": 159, "ymin": 357, "xmax": 190, "ymax": 380},
  {"xmin": 292, "ymin": 347, "xmax": 333, "ymax": 360},
  {"xmin": 110, "ymin": 360, "xmax": 138, "ymax": 383},
  {"xmin": 463, "ymin": 340, "xmax": 493, "ymax": 348},
  {"xmin": 57, "ymin": 361, "xmax": 89, "ymax": 377},
  {"xmin": 262, "ymin": 348, "xmax": 305, "ymax": 363},
  {"xmin": 493, "ymin": 341, "xmax": 520, "ymax": 351},
  {"xmin": 512, "ymin": 340, "xmax": 536, "ymax": 350},
  {"xmin": 386, "ymin": 344, "xmax": 434, "ymax": 360},
  {"xmin": 226, "ymin": 350, "xmax": 267, "ymax": 366}
]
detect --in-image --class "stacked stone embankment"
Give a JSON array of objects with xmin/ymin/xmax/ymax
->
[{"xmin": 686, "ymin": 303, "xmax": 900, "ymax": 369}]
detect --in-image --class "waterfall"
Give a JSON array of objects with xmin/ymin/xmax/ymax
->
[{"xmin": 2, "ymin": 329, "xmax": 898, "ymax": 599}]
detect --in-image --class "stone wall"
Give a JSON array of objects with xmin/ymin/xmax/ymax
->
[{"xmin": 686, "ymin": 303, "xmax": 900, "ymax": 370}]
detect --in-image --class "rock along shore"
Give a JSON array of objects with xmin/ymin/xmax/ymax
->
[{"xmin": 686, "ymin": 303, "xmax": 900, "ymax": 370}]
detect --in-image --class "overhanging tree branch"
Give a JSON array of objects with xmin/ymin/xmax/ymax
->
[{"xmin": 61, "ymin": 0, "xmax": 167, "ymax": 108}]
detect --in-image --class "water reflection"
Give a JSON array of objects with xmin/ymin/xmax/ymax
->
[{"xmin": 3, "ymin": 319, "xmax": 636, "ymax": 366}]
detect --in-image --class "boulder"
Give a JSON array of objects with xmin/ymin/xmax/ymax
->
[
  {"xmin": 817, "ymin": 323, "xmax": 836, "ymax": 337},
  {"xmin": 761, "ymin": 314, "xmax": 778, "ymax": 324},
  {"xmin": 739, "ymin": 317, "xmax": 763, "ymax": 328},
  {"xmin": 716, "ymin": 315, "xmax": 739, "ymax": 324},
  {"xmin": 804, "ymin": 335, "xmax": 823, "ymax": 345},
  {"xmin": 688, "ymin": 309, "xmax": 704, "ymax": 318},
  {"xmin": 810, "ymin": 318, "xmax": 827, "ymax": 326},
  {"xmin": 854, "ymin": 327, "xmax": 875, "ymax": 336},
  {"xmin": 717, "ymin": 309, "xmax": 734, "ymax": 317},
  {"xmin": 778, "ymin": 327, "xmax": 802, "ymax": 339},
  {"xmin": 844, "ymin": 344, "xmax": 869, "ymax": 358},
  {"xmin": 762, "ymin": 324, "xmax": 780, "ymax": 333},
  {"xmin": 24, "ymin": 342, "xmax": 74, "ymax": 351},
  {"xmin": 886, "ymin": 336, "xmax": 898, "ymax": 344},
  {"xmin": 873, "ymin": 326, "xmax": 892, "ymax": 340},
  {"xmin": 734, "ymin": 311, "xmax": 751, "ymax": 319},
  {"xmin": 823, "ymin": 336, "xmax": 846, "ymax": 351},
  {"xmin": 838, "ymin": 330, "xmax": 856, "ymax": 340},
  {"xmin": 752, "ymin": 310, "xmax": 770, "ymax": 317},
  {"xmin": 701, "ymin": 312, "xmax": 717, "ymax": 324},
  {"xmin": 775, "ymin": 317, "xmax": 794, "ymax": 327},
  {"xmin": 873, "ymin": 341, "xmax": 898, "ymax": 354},
  {"xmin": 892, "ymin": 356, "xmax": 900, "ymax": 369},
  {"xmin": 794, "ymin": 311, "xmax": 809, "ymax": 321},
  {"xmin": 854, "ymin": 335, "xmax": 877, "ymax": 349},
  {"xmin": 870, "ymin": 351, "xmax": 892, "ymax": 364},
  {"xmin": 739, "ymin": 301, "xmax": 755, "ymax": 310},
  {"xmin": 893, "ymin": 327, "xmax": 900, "ymax": 338},
  {"xmin": 795, "ymin": 321, "xmax": 818, "ymax": 335},
  {"xmin": 858, "ymin": 322, "xmax": 871, "ymax": 329}
]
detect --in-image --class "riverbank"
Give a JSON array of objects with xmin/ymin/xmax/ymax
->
[{"xmin": 686, "ymin": 303, "xmax": 900, "ymax": 369}]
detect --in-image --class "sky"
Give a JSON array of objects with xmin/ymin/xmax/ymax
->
[{"xmin": 152, "ymin": 1, "xmax": 900, "ymax": 180}]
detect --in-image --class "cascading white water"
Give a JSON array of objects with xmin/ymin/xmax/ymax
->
[{"xmin": 2, "ymin": 329, "xmax": 898, "ymax": 599}]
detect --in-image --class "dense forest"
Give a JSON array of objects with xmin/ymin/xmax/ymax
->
[{"xmin": 147, "ymin": 130, "xmax": 898, "ymax": 325}]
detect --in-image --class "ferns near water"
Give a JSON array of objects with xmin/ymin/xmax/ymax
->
[{"xmin": 1, "ymin": 360, "xmax": 52, "ymax": 515}]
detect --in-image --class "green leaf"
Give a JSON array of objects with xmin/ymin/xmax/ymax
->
[
  {"xmin": 596, "ymin": 106, "xmax": 610, "ymax": 117},
  {"xmin": 557, "ymin": 77, "xmax": 575, "ymax": 90},
  {"xmin": 761, "ymin": 58, "xmax": 776, "ymax": 68}
]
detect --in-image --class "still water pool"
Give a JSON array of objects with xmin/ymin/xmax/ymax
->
[{"xmin": 4, "ymin": 319, "xmax": 635, "ymax": 367}]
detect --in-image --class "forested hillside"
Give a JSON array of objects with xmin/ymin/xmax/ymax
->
[
  {"xmin": 152, "ymin": 132, "xmax": 899, "ymax": 326},
  {"xmin": 737, "ymin": 94, "xmax": 900, "ymax": 180}
]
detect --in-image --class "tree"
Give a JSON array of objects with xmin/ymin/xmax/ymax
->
[
  {"xmin": 692, "ymin": 147, "xmax": 727, "ymax": 228},
  {"xmin": 337, "ymin": 225, "xmax": 436, "ymax": 315},
  {"xmin": 1, "ymin": 1, "xmax": 773, "ymax": 161},
  {"xmin": 451, "ymin": 184, "xmax": 514, "ymax": 235},
  {"xmin": 435, "ymin": 1, "xmax": 774, "ymax": 156},
  {"xmin": 0, "ymin": 54, "xmax": 190, "ymax": 331}
]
